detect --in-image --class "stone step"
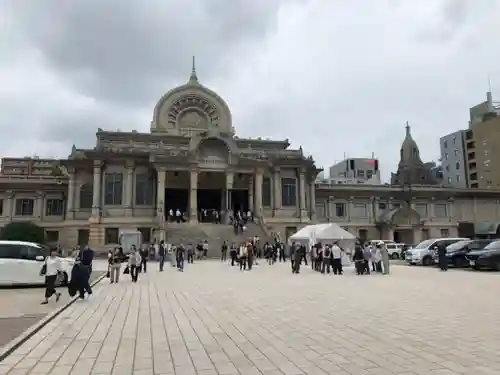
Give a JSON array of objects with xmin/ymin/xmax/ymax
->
[{"xmin": 166, "ymin": 222, "xmax": 267, "ymax": 257}]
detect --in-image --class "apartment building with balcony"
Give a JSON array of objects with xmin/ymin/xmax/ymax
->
[{"xmin": 464, "ymin": 92, "xmax": 500, "ymax": 189}]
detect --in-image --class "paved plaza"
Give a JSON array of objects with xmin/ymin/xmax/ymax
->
[{"xmin": 0, "ymin": 261, "xmax": 499, "ymax": 375}]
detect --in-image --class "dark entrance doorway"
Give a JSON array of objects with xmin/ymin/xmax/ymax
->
[
  {"xmin": 165, "ymin": 188, "xmax": 189, "ymax": 216},
  {"xmin": 198, "ymin": 189, "xmax": 222, "ymax": 211},
  {"xmin": 230, "ymin": 189, "xmax": 248, "ymax": 214}
]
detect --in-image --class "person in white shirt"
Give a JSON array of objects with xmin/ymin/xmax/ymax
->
[
  {"xmin": 331, "ymin": 243, "xmax": 343, "ymax": 275},
  {"xmin": 41, "ymin": 249, "xmax": 62, "ymax": 304}
]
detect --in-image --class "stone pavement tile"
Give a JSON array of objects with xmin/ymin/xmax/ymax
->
[{"xmin": 2, "ymin": 263, "xmax": 500, "ymax": 375}]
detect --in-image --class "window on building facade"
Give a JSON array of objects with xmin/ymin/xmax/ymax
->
[
  {"xmin": 357, "ymin": 169, "xmax": 365, "ymax": 178},
  {"xmin": 415, "ymin": 203, "xmax": 428, "ymax": 217},
  {"xmin": 135, "ymin": 172, "xmax": 154, "ymax": 205},
  {"xmin": 0, "ymin": 199, "xmax": 3, "ymax": 216},
  {"xmin": 352, "ymin": 203, "xmax": 367, "ymax": 217},
  {"xmin": 456, "ymin": 175, "xmax": 460, "ymax": 182},
  {"xmin": 79, "ymin": 184, "xmax": 93, "ymax": 209},
  {"xmin": 455, "ymin": 162, "xmax": 460, "ymax": 170},
  {"xmin": 15, "ymin": 199, "xmax": 34, "ymax": 216},
  {"xmin": 358, "ymin": 229, "xmax": 368, "ymax": 243},
  {"xmin": 440, "ymin": 228, "xmax": 449, "ymax": 237},
  {"xmin": 315, "ymin": 203, "xmax": 325, "ymax": 218},
  {"xmin": 105, "ymin": 228, "xmax": 119, "ymax": 244},
  {"xmin": 104, "ymin": 173, "xmax": 123, "ymax": 205},
  {"xmin": 443, "ymin": 140, "xmax": 448, "ymax": 148},
  {"xmin": 262, "ymin": 177, "xmax": 271, "ymax": 207},
  {"xmin": 138, "ymin": 227, "xmax": 152, "ymax": 243},
  {"xmin": 46, "ymin": 199, "xmax": 64, "ymax": 216},
  {"xmin": 392, "ymin": 202, "xmax": 401, "ymax": 209},
  {"xmin": 445, "ymin": 153, "xmax": 448, "ymax": 160},
  {"xmin": 335, "ymin": 203, "xmax": 345, "ymax": 217},
  {"xmin": 78, "ymin": 229, "xmax": 89, "ymax": 245},
  {"xmin": 454, "ymin": 149, "xmax": 459, "ymax": 157},
  {"xmin": 447, "ymin": 177, "xmax": 452, "ymax": 184},
  {"xmin": 366, "ymin": 170, "xmax": 373, "ymax": 179},
  {"xmin": 421, "ymin": 228, "xmax": 430, "ymax": 240},
  {"xmin": 45, "ymin": 230, "xmax": 59, "ymax": 243},
  {"xmin": 281, "ymin": 178, "xmax": 296, "ymax": 207},
  {"xmin": 378, "ymin": 202, "xmax": 387, "ymax": 210},
  {"xmin": 435, "ymin": 203, "xmax": 447, "ymax": 218}
]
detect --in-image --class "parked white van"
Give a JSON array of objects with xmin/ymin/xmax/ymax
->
[
  {"xmin": 0, "ymin": 241, "xmax": 74, "ymax": 286},
  {"xmin": 405, "ymin": 238, "xmax": 469, "ymax": 266}
]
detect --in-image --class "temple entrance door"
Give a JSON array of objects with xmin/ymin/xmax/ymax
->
[
  {"xmin": 165, "ymin": 188, "xmax": 189, "ymax": 218},
  {"xmin": 198, "ymin": 171, "xmax": 224, "ymax": 223},
  {"xmin": 230, "ymin": 189, "xmax": 249, "ymax": 214},
  {"xmin": 394, "ymin": 229, "xmax": 413, "ymax": 244}
]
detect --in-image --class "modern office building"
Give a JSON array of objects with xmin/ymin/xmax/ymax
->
[
  {"xmin": 440, "ymin": 130, "xmax": 468, "ymax": 188},
  {"xmin": 328, "ymin": 158, "xmax": 381, "ymax": 185}
]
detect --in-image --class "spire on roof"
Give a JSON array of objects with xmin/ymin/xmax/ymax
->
[
  {"xmin": 189, "ymin": 55, "xmax": 198, "ymax": 83},
  {"xmin": 405, "ymin": 121, "xmax": 411, "ymax": 137}
]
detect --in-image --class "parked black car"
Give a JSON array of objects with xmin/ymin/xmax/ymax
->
[
  {"xmin": 466, "ymin": 240, "xmax": 500, "ymax": 270},
  {"xmin": 432, "ymin": 239, "xmax": 493, "ymax": 267}
]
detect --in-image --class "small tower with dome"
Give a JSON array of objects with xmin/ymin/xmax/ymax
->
[{"xmin": 391, "ymin": 122, "xmax": 439, "ymax": 185}]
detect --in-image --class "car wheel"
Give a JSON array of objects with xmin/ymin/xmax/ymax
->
[
  {"xmin": 56, "ymin": 272, "xmax": 68, "ymax": 287},
  {"xmin": 391, "ymin": 253, "xmax": 399, "ymax": 260},
  {"xmin": 422, "ymin": 257, "xmax": 433, "ymax": 266}
]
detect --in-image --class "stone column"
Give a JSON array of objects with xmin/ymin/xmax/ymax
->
[
  {"xmin": 156, "ymin": 168, "xmax": 166, "ymax": 220},
  {"xmin": 255, "ymin": 170, "xmax": 263, "ymax": 218},
  {"xmin": 387, "ymin": 228, "xmax": 394, "ymax": 242},
  {"xmin": 225, "ymin": 171, "xmax": 234, "ymax": 223},
  {"xmin": 66, "ymin": 169, "xmax": 76, "ymax": 220},
  {"xmin": 248, "ymin": 175, "xmax": 254, "ymax": 213},
  {"xmin": 299, "ymin": 169, "xmax": 307, "ymax": 219},
  {"xmin": 35, "ymin": 191, "xmax": 45, "ymax": 220},
  {"xmin": 125, "ymin": 163, "xmax": 134, "ymax": 216},
  {"xmin": 91, "ymin": 161, "xmax": 102, "ymax": 217},
  {"xmin": 190, "ymin": 169, "xmax": 198, "ymax": 223},
  {"xmin": 413, "ymin": 228, "xmax": 422, "ymax": 244},
  {"xmin": 309, "ymin": 181, "xmax": 316, "ymax": 221},
  {"xmin": 5, "ymin": 191, "xmax": 14, "ymax": 220},
  {"xmin": 273, "ymin": 167, "xmax": 281, "ymax": 215},
  {"xmin": 347, "ymin": 197, "xmax": 354, "ymax": 221}
]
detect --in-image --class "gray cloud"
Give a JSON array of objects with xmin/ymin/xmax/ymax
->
[{"xmin": 1, "ymin": 0, "xmax": 500, "ymax": 180}]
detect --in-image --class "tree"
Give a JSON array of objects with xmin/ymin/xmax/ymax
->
[{"xmin": 0, "ymin": 221, "xmax": 46, "ymax": 244}]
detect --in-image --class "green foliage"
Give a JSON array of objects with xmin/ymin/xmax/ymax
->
[{"xmin": 0, "ymin": 221, "xmax": 46, "ymax": 244}]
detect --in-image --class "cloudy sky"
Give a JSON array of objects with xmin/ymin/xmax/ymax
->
[{"xmin": 1, "ymin": 0, "xmax": 499, "ymax": 181}]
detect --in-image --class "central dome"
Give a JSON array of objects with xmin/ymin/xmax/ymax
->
[{"xmin": 151, "ymin": 57, "xmax": 232, "ymax": 135}]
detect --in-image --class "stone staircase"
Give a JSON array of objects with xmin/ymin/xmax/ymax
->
[{"xmin": 166, "ymin": 222, "xmax": 268, "ymax": 258}]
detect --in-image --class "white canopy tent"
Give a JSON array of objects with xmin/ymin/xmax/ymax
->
[
  {"xmin": 290, "ymin": 223, "xmax": 356, "ymax": 263},
  {"xmin": 289, "ymin": 223, "xmax": 331, "ymax": 246}
]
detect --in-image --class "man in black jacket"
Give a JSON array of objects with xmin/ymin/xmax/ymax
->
[{"xmin": 158, "ymin": 241, "xmax": 166, "ymax": 271}]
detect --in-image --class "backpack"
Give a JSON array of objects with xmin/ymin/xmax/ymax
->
[{"xmin": 324, "ymin": 248, "xmax": 331, "ymax": 258}]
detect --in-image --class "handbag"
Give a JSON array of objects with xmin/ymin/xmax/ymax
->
[
  {"xmin": 123, "ymin": 265, "xmax": 130, "ymax": 274},
  {"xmin": 40, "ymin": 262, "xmax": 47, "ymax": 276},
  {"xmin": 106, "ymin": 268, "xmax": 110, "ymax": 278}
]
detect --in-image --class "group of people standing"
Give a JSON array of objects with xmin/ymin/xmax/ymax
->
[{"xmin": 352, "ymin": 241, "xmax": 390, "ymax": 275}]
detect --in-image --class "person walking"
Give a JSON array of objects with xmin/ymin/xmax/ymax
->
[
  {"xmin": 129, "ymin": 247, "xmax": 141, "ymax": 282},
  {"xmin": 157, "ymin": 241, "xmax": 165, "ymax": 271},
  {"xmin": 108, "ymin": 247, "xmax": 122, "ymax": 284},
  {"xmin": 41, "ymin": 249, "xmax": 62, "ymax": 304},
  {"xmin": 379, "ymin": 242, "xmax": 390, "ymax": 275},
  {"xmin": 437, "ymin": 242, "xmax": 448, "ymax": 271},
  {"xmin": 176, "ymin": 244, "xmax": 185, "ymax": 272},
  {"xmin": 229, "ymin": 243, "xmax": 237, "ymax": 266},
  {"xmin": 239, "ymin": 243, "xmax": 248, "ymax": 271},
  {"xmin": 221, "ymin": 241, "xmax": 228, "ymax": 262},
  {"xmin": 140, "ymin": 246, "xmax": 149, "ymax": 273},
  {"xmin": 76, "ymin": 245, "xmax": 94, "ymax": 299}
]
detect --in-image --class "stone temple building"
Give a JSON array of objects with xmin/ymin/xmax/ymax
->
[{"xmin": 1, "ymin": 62, "xmax": 500, "ymax": 251}]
